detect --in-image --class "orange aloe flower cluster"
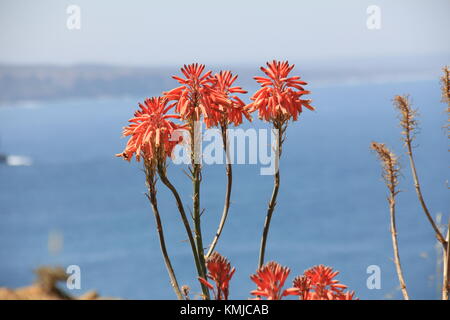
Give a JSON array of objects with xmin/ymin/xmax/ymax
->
[
  {"xmin": 164, "ymin": 64, "xmax": 250, "ymax": 128},
  {"xmin": 208, "ymin": 71, "xmax": 251, "ymax": 127},
  {"xmin": 163, "ymin": 63, "xmax": 215, "ymax": 125},
  {"xmin": 294, "ymin": 265, "xmax": 355, "ymax": 300},
  {"xmin": 117, "ymin": 61, "xmax": 312, "ymax": 164},
  {"xmin": 251, "ymin": 262, "xmax": 355, "ymax": 300},
  {"xmin": 246, "ymin": 60, "xmax": 314, "ymax": 123},
  {"xmin": 250, "ymin": 261, "xmax": 300, "ymax": 300},
  {"xmin": 198, "ymin": 252, "xmax": 236, "ymax": 300},
  {"xmin": 116, "ymin": 97, "xmax": 186, "ymax": 163},
  {"xmin": 197, "ymin": 256, "xmax": 356, "ymax": 300}
]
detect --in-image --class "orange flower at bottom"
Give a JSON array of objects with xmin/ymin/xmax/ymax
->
[
  {"xmin": 250, "ymin": 261, "xmax": 299, "ymax": 300},
  {"xmin": 198, "ymin": 252, "xmax": 235, "ymax": 300},
  {"xmin": 293, "ymin": 265, "xmax": 356, "ymax": 300}
]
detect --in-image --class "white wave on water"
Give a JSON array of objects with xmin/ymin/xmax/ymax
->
[{"xmin": 4, "ymin": 155, "xmax": 33, "ymax": 166}]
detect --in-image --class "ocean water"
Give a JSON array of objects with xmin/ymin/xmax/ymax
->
[{"xmin": 0, "ymin": 80, "xmax": 448, "ymax": 300}]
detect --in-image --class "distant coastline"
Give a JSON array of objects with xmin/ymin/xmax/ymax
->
[
  {"xmin": 0, "ymin": 65, "xmax": 171, "ymax": 107},
  {"xmin": 1, "ymin": 55, "xmax": 447, "ymax": 106}
]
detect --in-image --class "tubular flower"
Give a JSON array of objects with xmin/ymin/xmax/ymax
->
[
  {"xmin": 246, "ymin": 60, "xmax": 314, "ymax": 123},
  {"xmin": 198, "ymin": 252, "xmax": 235, "ymax": 300},
  {"xmin": 116, "ymin": 97, "xmax": 186, "ymax": 163},
  {"xmin": 164, "ymin": 63, "xmax": 216, "ymax": 126},
  {"xmin": 293, "ymin": 265, "xmax": 355, "ymax": 300},
  {"xmin": 250, "ymin": 261, "xmax": 300, "ymax": 300},
  {"xmin": 336, "ymin": 291, "xmax": 357, "ymax": 300},
  {"xmin": 292, "ymin": 275, "xmax": 311, "ymax": 300},
  {"xmin": 207, "ymin": 71, "xmax": 251, "ymax": 127}
]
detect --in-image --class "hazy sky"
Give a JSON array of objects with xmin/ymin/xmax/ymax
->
[{"xmin": 0, "ymin": 0, "xmax": 449, "ymax": 66}]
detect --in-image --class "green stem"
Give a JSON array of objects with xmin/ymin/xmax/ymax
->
[
  {"xmin": 258, "ymin": 169, "xmax": 280, "ymax": 268},
  {"xmin": 157, "ymin": 164, "xmax": 208, "ymax": 298},
  {"xmin": 189, "ymin": 122, "xmax": 210, "ymax": 299},
  {"xmin": 146, "ymin": 193, "xmax": 184, "ymax": 300},
  {"xmin": 206, "ymin": 125, "xmax": 232, "ymax": 258},
  {"xmin": 258, "ymin": 123, "xmax": 282, "ymax": 268},
  {"xmin": 144, "ymin": 163, "xmax": 183, "ymax": 300},
  {"xmin": 192, "ymin": 162, "xmax": 209, "ymax": 298}
]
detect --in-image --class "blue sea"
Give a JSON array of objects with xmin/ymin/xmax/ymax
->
[{"xmin": 0, "ymin": 80, "xmax": 448, "ymax": 299}]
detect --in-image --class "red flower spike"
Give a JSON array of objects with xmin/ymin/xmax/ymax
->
[
  {"xmin": 116, "ymin": 97, "xmax": 186, "ymax": 162},
  {"xmin": 246, "ymin": 60, "xmax": 313, "ymax": 123},
  {"xmin": 198, "ymin": 252, "xmax": 235, "ymax": 300},
  {"xmin": 164, "ymin": 63, "xmax": 217, "ymax": 126},
  {"xmin": 292, "ymin": 275, "xmax": 312, "ymax": 300},
  {"xmin": 206, "ymin": 70, "xmax": 251, "ymax": 127},
  {"xmin": 337, "ymin": 291, "xmax": 356, "ymax": 300},
  {"xmin": 250, "ymin": 261, "xmax": 300, "ymax": 300},
  {"xmin": 293, "ymin": 265, "xmax": 357, "ymax": 300},
  {"xmin": 198, "ymin": 277, "xmax": 214, "ymax": 290}
]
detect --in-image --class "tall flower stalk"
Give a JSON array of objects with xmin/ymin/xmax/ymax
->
[
  {"xmin": 393, "ymin": 95, "xmax": 447, "ymax": 246},
  {"xmin": 156, "ymin": 161, "xmax": 203, "ymax": 289},
  {"xmin": 371, "ymin": 142, "xmax": 409, "ymax": 300},
  {"xmin": 246, "ymin": 60, "xmax": 314, "ymax": 268},
  {"xmin": 393, "ymin": 93, "xmax": 450, "ymax": 299},
  {"xmin": 164, "ymin": 63, "xmax": 217, "ymax": 299},
  {"xmin": 144, "ymin": 158, "xmax": 183, "ymax": 300},
  {"xmin": 116, "ymin": 97, "xmax": 186, "ymax": 299},
  {"xmin": 205, "ymin": 71, "xmax": 251, "ymax": 258}
]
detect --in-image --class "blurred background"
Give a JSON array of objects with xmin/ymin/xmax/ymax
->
[{"xmin": 0, "ymin": 0, "xmax": 449, "ymax": 299}]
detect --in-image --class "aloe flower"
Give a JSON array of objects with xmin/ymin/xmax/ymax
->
[
  {"xmin": 116, "ymin": 97, "xmax": 185, "ymax": 163},
  {"xmin": 250, "ymin": 261, "xmax": 300, "ymax": 300},
  {"xmin": 293, "ymin": 265, "xmax": 356, "ymax": 300},
  {"xmin": 164, "ymin": 63, "xmax": 215, "ymax": 125},
  {"xmin": 246, "ymin": 60, "xmax": 313, "ymax": 123},
  {"xmin": 198, "ymin": 252, "xmax": 235, "ymax": 300},
  {"xmin": 207, "ymin": 70, "xmax": 251, "ymax": 127}
]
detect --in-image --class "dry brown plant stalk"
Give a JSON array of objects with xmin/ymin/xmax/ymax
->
[
  {"xmin": 393, "ymin": 95, "xmax": 447, "ymax": 246},
  {"xmin": 440, "ymin": 66, "xmax": 450, "ymax": 300},
  {"xmin": 443, "ymin": 225, "xmax": 450, "ymax": 300},
  {"xmin": 441, "ymin": 66, "xmax": 450, "ymax": 108},
  {"xmin": 371, "ymin": 142, "xmax": 409, "ymax": 300}
]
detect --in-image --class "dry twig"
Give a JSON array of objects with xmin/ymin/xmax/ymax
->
[
  {"xmin": 393, "ymin": 95, "xmax": 447, "ymax": 246},
  {"xmin": 371, "ymin": 142, "xmax": 409, "ymax": 300}
]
